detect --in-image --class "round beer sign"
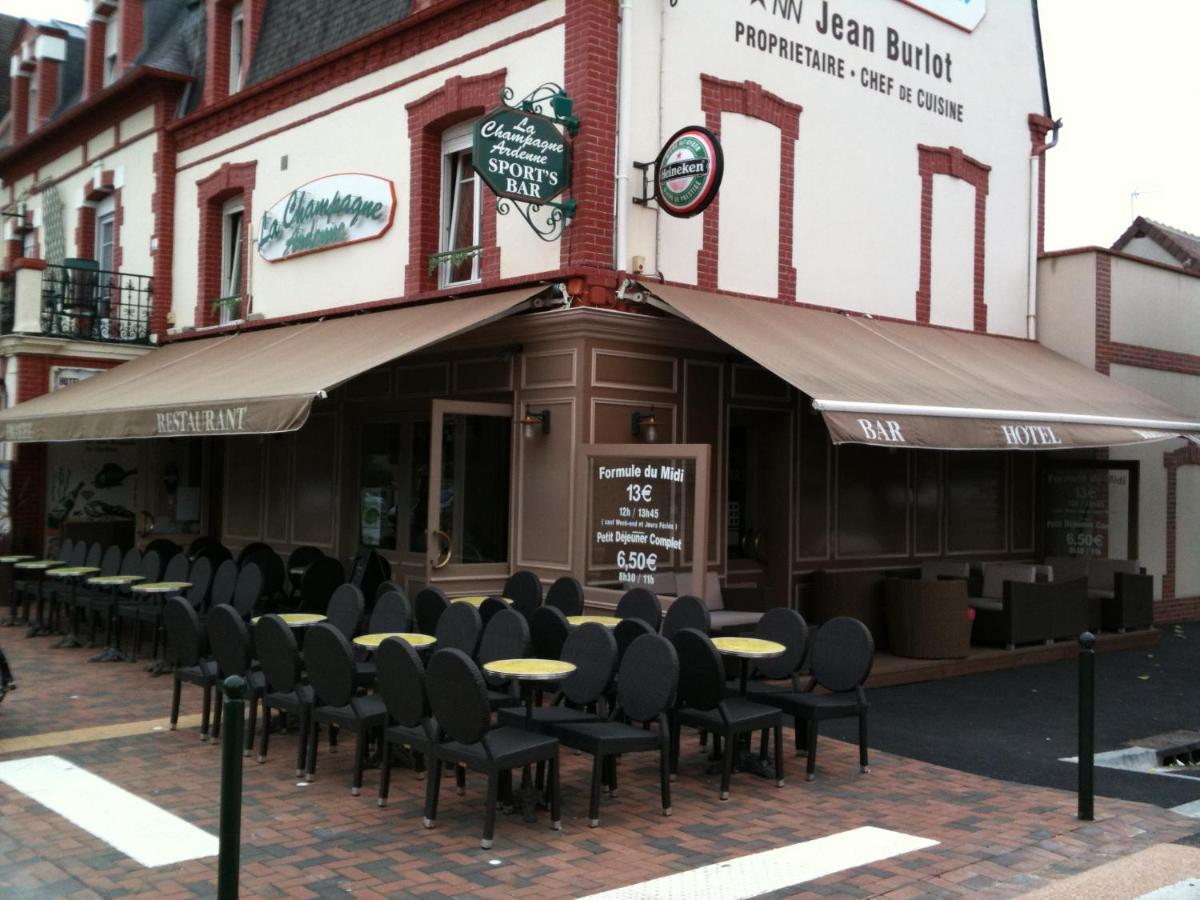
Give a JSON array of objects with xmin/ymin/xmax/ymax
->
[{"xmin": 654, "ymin": 126, "xmax": 724, "ymax": 218}]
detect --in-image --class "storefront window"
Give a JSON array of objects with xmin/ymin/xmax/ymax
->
[
  {"xmin": 945, "ymin": 452, "xmax": 1006, "ymax": 553},
  {"xmin": 359, "ymin": 423, "xmax": 400, "ymax": 550},
  {"xmin": 435, "ymin": 414, "xmax": 509, "ymax": 564},
  {"xmin": 836, "ymin": 444, "xmax": 908, "ymax": 557},
  {"xmin": 407, "ymin": 420, "xmax": 430, "ymax": 554}
]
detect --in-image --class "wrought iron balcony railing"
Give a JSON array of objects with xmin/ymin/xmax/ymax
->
[{"xmin": 39, "ymin": 262, "xmax": 152, "ymax": 344}]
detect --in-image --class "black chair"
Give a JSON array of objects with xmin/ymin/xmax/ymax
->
[
  {"xmin": 553, "ymin": 633, "xmax": 678, "ymax": 826},
  {"xmin": 545, "ymin": 576, "xmax": 584, "ymax": 618},
  {"xmin": 64, "ymin": 543, "xmax": 121, "ymax": 642},
  {"xmin": 287, "ymin": 546, "xmax": 325, "ymax": 598},
  {"xmin": 210, "ymin": 558, "xmax": 239, "ymax": 609},
  {"xmin": 82, "ymin": 546, "xmax": 140, "ymax": 644},
  {"xmin": 236, "ymin": 541, "xmax": 273, "ymax": 566},
  {"xmin": 325, "ymin": 584, "xmax": 365, "ymax": 640},
  {"xmin": 163, "ymin": 597, "xmax": 218, "ymax": 741},
  {"xmin": 615, "ymin": 587, "xmax": 662, "ymax": 631},
  {"xmin": 423, "ymin": 648, "xmax": 561, "ymax": 849},
  {"xmin": 661, "ymin": 595, "xmax": 711, "ymax": 638},
  {"xmin": 39, "ymin": 540, "xmax": 87, "ymax": 631},
  {"xmin": 614, "ymin": 617, "xmax": 654, "ymax": 666},
  {"xmin": 144, "ymin": 538, "xmax": 181, "ymax": 563},
  {"xmin": 530, "ymin": 605, "xmax": 570, "ymax": 660},
  {"xmin": 207, "ymin": 603, "xmax": 267, "ymax": 753},
  {"xmin": 503, "ymin": 570, "xmax": 542, "ymax": 621},
  {"xmin": 669, "ymin": 628, "xmax": 784, "ymax": 800},
  {"xmin": 297, "ymin": 556, "xmax": 346, "ymax": 613},
  {"xmin": 414, "ymin": 586, "xmax": 449, "ymax": 635},
  {"xmin": 745, "ymin": 608, "xmax": 810, "ymax": 695},
  {"xmin": 478, "ymin": 596, "xmax": 508, "ymax": 627},
  {"xmin": 435, "ymin": 602, "xmax": 483, "ymax": 656},
  {"xmin": 758, "ymin": 616, "xmax": 873, "ymax": 782},
  {"xmin": 375, "ymin": 580, "xmax": 404, "ymax": 604},
  {"xmin": 370, "ymin": 590, "xmax": 411, "ymax": 633},
  {"xmin": 183, "ymin": 556, "xmax": 215, "ymax": 613},
  {"xmin": 53, "ymin": 542, "xmax": 101, "ymax": 632},
  {"xmin": 303, "ymin": 623, "xmax": 387, "ymax": 794},
  {"xmin": 242, "ymin": 545, "xmax": 285, "ymax": 606},
  {"xmin": 232, "ymin": 563, "xmax": 265, "ymax": 619},
  {"xmin": 376, "ymin": 637, "xmax": 436, "ymax": 807},
  {"xmin": 114, "ymin": 549, "xmax": 164, "ymax": 650},
  {"xmin": 498, "ymin": 621, "xmax": 616, "ymax": 732},
  {"xmin": 254, "ymin": 614, "xmax": 314, "ymax": 777},
  {"xmin": 187, "ymin": 536, "xmax": 231, "ymax": 564},
  {"xmin": 133, "ymin": 552, "xmax": 192, "ymax": 658},
  {"xmin": 477, "ymin": 607, "xmax": 530, "ymax": 711}
]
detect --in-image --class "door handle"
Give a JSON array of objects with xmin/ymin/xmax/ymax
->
[{"xmin": 431, "ymin": 530, "xmax": 453, "ymax": 569}]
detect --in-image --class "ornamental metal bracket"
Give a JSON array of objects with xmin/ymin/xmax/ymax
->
[
  {"xmin": 632, "ymin": 161, "xmax": 658, "ymax": 207},
  {"xmin": 496, "ymin": 196, "xmax": 577, "ymax": 243},
  {"xmin": 501, "ymin": 82, "xmax": 580, "ymax": 136}
]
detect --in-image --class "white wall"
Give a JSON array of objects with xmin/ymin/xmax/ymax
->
[
  {"xmin": 717, "ymin": 113, "xmax": 780, "ymax": 298},
  {"xmin": 929, "ymin": 175, "xmax": 975, "ymax": 330},
  {"xmin": 1110, "ymin": 255, "xmax": 1200, "ymax": 357},
  {"xmin": 1120, "ymin": 235, "xmax": 1180, "ymax": 268},
  {"xmin": 1036, "ymin": 252, "xmax": 1096, "ymax": 368}
]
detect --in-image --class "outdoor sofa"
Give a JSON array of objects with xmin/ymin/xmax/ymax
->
[{"xmin": 1045, "ymin": 556, "xmax": 1153, "ymax": 632}]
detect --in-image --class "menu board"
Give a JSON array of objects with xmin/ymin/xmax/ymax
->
[
  {"xmin": 1043, "ymin": 466, "xmax": 1131, "ymax": 559},
  {"xmin": 581, "ymin": 445, "xmax": 709, "ymax": 596}
]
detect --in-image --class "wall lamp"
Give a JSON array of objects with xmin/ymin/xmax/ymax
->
[
  {"xmin": 519, "ymin": 407, "xmax": 551, "ymax": 439},
  {"xmin": 631, "ymin": 409, "xmax": 658, "ymax": 443}
]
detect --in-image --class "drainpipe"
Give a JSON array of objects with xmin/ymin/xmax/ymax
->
[
  {"xmin": 614, "ymin": 0, "xmax": 634, "ymax": 273},
  {"xmin": 1027, "ymin": 118, "xmax": 1061, "ymax": 339}
]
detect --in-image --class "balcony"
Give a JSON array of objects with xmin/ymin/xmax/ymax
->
[{"xmin": 7, "ymin": 260, "xmax": 153, "ymax": 345}]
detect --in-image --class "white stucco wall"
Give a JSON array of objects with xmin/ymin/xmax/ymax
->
[
  {"xmin": 1120, "ymin": 235, "xmax": 1181, "ymax": 269},
  {"xmin": 1109, "ymin": 255, "xmax": 1200, "ymax": 358},
  {"xmin": 1178, "ymin": 466, "xmax": 1200, "ymax": 599},
  {"xmin": 929, "ymin": 175, "xmax": 975, "ymax": 330},
  {"xmin": 717, "ymin": 113, "xmax": 780, "ymax": 298},
  {"xmin": 1036, "ymin": 252, "xmax": 1096, "ymax": 368}
]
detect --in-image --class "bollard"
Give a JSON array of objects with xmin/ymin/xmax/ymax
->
[
  {"xmin": 1077, "ymin": 631, "xmax": 1095, "ymax": 821},
  {"xmin": 218, "ymin": 675, "xmax": 246, "ymax": 900}
]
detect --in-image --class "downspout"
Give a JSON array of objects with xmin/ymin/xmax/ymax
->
[
  {"xmin": 614, "ymin": 0, "xmax": 634, "ymax": 273},
  {"xmin": 1026, "ymin": 119, "xmax": 1060, "ymax": 339}
]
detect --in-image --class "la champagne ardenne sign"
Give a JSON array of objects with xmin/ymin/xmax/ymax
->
[
  {"xmin": 472, "ymin": 108, "xmax": 572, "ymax": 204},
  {"xmin": 258, "ymin": 174, "xmax": 396, "ymax": 262}
]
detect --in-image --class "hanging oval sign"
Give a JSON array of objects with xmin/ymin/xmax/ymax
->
[
  {"xmin": 654, "ymin": 125, "xmax": 724, "ymax": 218},
  {"xmin": 257, "ymin": 173, "xmax": 396, "ymax": 262}
]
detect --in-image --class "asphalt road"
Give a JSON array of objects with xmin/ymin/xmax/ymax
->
[{"xmin": 822, "ymin": 622, "xmax": 1200, "ymax": 810}]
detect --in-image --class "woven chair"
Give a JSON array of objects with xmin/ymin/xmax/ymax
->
[
  {"xmin": 82, "ymin": 546, "xmax": 140, "ymax": 645},
  {"xmin": 286, "ymin": 546, "xmax": 325, "ymax": 599},
  {"xmin": 325, "ymin": 584, "xmax": 364, "ymax": 640},
  {"xmin": 553, "ymin": 633, "xmax": 678, "ymax": 826},
  {"xmin": 132, "ymin": 552, "xmax": 191, "ymax": 657},
  {"xmin": 209, "ymin": 559, "xmax": 238, "ymax": 609},
  {"xmin": 63, "ymin": 544, "xmax": 120, "ymax": 642},
  {"xmin": 207, "ymin": 603, "xmax": 267, "ymax": 753},
  {"xmin": 477, "ymin": 608, "xmax": 529, "ymax": 711},
  {"xmin": 661, "ymin": 594, "xmax": 711, "ymax": 637},
  {"xmin": 530, "ymin": 605, "xmax": 570, "ymax": 660},
  {"xmin": 614, "ymin": 617, "xmax": 654, "ymax": 666},
  {"xmin": 232, "ymin": 563, "xmax": 265, "ymax": 619},
  {"xmin": 303, "ymin": 623, "xmax": 387, "ymax": 794},
  {"xmin": 376, "ymin": 637, "xmax": 436, "ymax": 807},
  {"xmin": 478, "ymin": 596, "xmax": 508, "ymax": 627},
  {"xmin": 545, "ymin": 576, "xmax": 584, "ymax": 617},
  {"xmin": 503, "ymin": 570, "xmax": 542, "ymax": 621},
  {"xmin": 436, "ymin": 602, "xmax": 483, "ymax": 657},
  {"xmin": 242, "ymin": 545, "xmax": 285, "ymax": 606},
  {"xmin": 414, "ymin": 586, "xmax": 449, "ymax": 635},
  {"xmin": 423, "ymin": 648, "xmax": 561, "ymax": 849},
  {"xmin": 163, "ymin": 597, "xmax": 218, "ymax": 741},
  {"xmin": 113, "ymin": 550, "xmax": 164, "ymax": 652},
  {"xmin": 254, "ymin": 614, "xmax": 314, "ymax": 776},
  {"xmin": 183, "ymin": 556, "xmax": 214, "ymax": 613},
  {"xmin": 616, "ymin": 587, "xmax": 662, "ymax": 631},
  {"xmin": 669, "ymin": 628, "xmax": 785, "ymax": 800},
  {"xmin": 297, "ymin": 556, "xmax": 346, "ymax": 613},
  {"xmin": 370, "ymin": 591, "xmax": 411, "ymax": 634},
  {"xmin": 758, "ymin": 616, "xmax": 873, "ymax": 781},
  {"xmin": 49, "ymin": 541, "xmax": 98, "ymax": 633},
  {"xmin": 375, "ymin": 580, "xmax": 404, "ymax": 603},
  {"xmin": 498, "ymin": 621, "xmax": 616, "ymax": 732},
  {"xmin": 745, "ymin": 608, "xmax": 810, "ymax": 694}
]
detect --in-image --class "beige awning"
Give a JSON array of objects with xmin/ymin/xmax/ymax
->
[
  {"xmin": 0, "ymin": 290, "xmax": 533, "ymax": 443},
  {"xmin": 651, "ymin": 285, "xmax": 1200, "ymax": 450}
]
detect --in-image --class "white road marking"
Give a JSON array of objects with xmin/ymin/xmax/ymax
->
[
  {"xmin": 0, "ymin": 754, "xmax": 218, "ymax": 868},
  {"xmin": 577, "ymin": 825, "xmax": 938, "ymax": 900}
]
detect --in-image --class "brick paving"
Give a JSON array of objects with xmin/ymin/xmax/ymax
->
[{"xmin": 1, "ymin": 632, "xmax": 1197, "ymax": 898}]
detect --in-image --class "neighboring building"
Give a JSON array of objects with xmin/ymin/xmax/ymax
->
[{"xmin": 1, "ymin": 2, "xmax": 1196, "ymax": 624}]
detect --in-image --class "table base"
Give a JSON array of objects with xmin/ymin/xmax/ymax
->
[
  {"xmin": 54, "ymin": 633, "xmax": 84, "ymax": 649},
  {"xmin": 90, "ymin": 646, "xmax": 132, "ymax": 663}
]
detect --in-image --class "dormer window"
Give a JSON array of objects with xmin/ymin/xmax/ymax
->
[
  {"xmin": 229, "ymin": 3, "xmax": 245, "ymax": 93},
  {"xmin": 103, "ymin": 12, "xmax": 119, "ymax": 86}
]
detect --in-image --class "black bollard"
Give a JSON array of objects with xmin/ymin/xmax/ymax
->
[
  {"xmin": 1078, "ymin": 631, "xmax": 1095, "ymax": 821},
  {"xmin": 218, "ymin": 675, "xmax": 246, "ymax": 899}
]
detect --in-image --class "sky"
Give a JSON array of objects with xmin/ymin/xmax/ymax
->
[{"xmin": 3, "ymin": 0, "xmax": 1199, "ymax": 251}]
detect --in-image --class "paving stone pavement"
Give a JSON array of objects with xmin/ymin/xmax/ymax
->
[{"xmin": 0, "ymin": 632, "xmax": 1197, "ymax": 898}]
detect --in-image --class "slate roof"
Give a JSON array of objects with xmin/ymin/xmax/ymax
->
[
  {"xmin": 246, "ymin": 0, "xmax": 412, "ymax": 86},
  {"xmin": 1112, "ymin": 216, "xmax": 1200, "ymax": 273}
]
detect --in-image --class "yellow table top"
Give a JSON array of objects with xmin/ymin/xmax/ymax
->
[
  {"xmin": 0, "ymin": 554, "xmax": 35, "ymax": 563},
  {"xmin": 353, "ymin": 632, "xmax": 436, "ymax": 649},
  {"xmin": 15, "ymin": 559, "xmax": 65, "ymax": 570},
  {"xmin": 451, "ymin": 595, "xmax": 513, "ymax": 607},
  {"xmin": 132, "ymin": 581, "xmax": 192, "ymax": 594},
  {"xmin": 87, "ymin": 574, "xmax": 145, "ymax": 585},
  {"xmin": 47, "ymin": 566, "xmax": 102, "ymax": 577},
  {"xmin": 251, "ymin": 613, "xmax": 327, "ymax": 626},
  {"xmin": 566, "ymin": 615, "xmax": 622, "ymax": 628},
  {"xmin": 483, "ymin": 658, "xmax": 576, "ymax": 680},
  {"xmin": 712, "ymin": 637, "xmax": 786, "ymax": 659}
]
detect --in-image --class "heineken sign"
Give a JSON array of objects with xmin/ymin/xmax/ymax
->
[
  {"xmin": 472, "ymin": 108, "xmax": 571, "ymax": 203},
  {"xmin": 258, "ymin": 174, "xmax": 396, "ymax": 262},
  {"xmin": 654, "ymin": 126, "xmax": 724, "ymax": 218}
]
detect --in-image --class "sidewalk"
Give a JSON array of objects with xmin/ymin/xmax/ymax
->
[{"xmin": 1, "ymin": 635, "xmax": 1196, "ymax": 898}]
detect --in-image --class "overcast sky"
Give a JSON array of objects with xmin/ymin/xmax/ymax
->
[{"xmin": 4, "ymin": 0, "xmax": 1198, "ymax": 251}]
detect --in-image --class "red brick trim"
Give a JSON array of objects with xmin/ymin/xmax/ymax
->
[
  {"xmin": 916, "ymin": 144, "xmax": 991, "ymax": 331},
  {"xmin": 698, "ymin": 75, "xmax": 801, "ymax": 303},
  {"xmin": 151, "ymin": 100, "xmax": 178, "ymax": 337},
  {"xmin": 404, "ymin": 70, "xmax": 505, "ymax": 296},
  {"xmin": 195, "ymin": 160, "xmax": 257, "ymax": 326},
  {"xmin": 203, "ymin": 0, "xmax": 263, "ymax": 105},
  {"xmin": 1094, "ymin": 253, "xmax": 1111, "ymax": 375},
  {"xmin": 83, "ymin": 19, "xmax": 105, "ymax": 100},
  {"xmin": 11, "ymin": 75, "xmax": 29, "ymax": 143},
  {"xmin": 118, "ymin": 1, "xmax": 144, "ymax": 73},
  {"xmin": 75, "ymin": 168, "xmax": 121, "ymax": 266},
  {"xmin": 35, "ymin": 62, "xmax": 60, "ymax": 128},
  {"xmin": 563, "ymin": 0, "xmax": 619, "ymax": 272},
  {"xmin": 1028, "ymin": 114, "xmax": 1054, "ymax": 256}
]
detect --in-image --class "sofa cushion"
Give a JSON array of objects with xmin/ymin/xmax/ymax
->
[
  {"xmin": 921, "ymin": 560, "xmax": 970, "ymax": 581},
  {"xmin": 1087, "ymin": 559, "xmax": 1139, "ymax": 592},
  {"xmin": 980, "ymin": 562, "xmax": 1037, "ymax": 600},
  {"xmin": 969, "ymin": 598, "xmax": 1003, "ymax": 613},
  {"xmin": 1047, "ymin": 556, "xmax": 1088, "ymax": 583}
]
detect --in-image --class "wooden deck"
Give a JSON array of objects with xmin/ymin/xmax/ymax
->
[{"xmin": 865, "ymin": 628, "xmax": 1161, "ymax": 689}]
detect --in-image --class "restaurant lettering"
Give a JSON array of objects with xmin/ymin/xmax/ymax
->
[
  {"xmin": 473, "ymin": 109, "xmax": 572, "ymax": 203},
  {"xmin": 156, "ymin": 406, "xmax": 249, "ymax": 435},
  {"xmin": 258, "ymin": 174, "xmax": 395, "ymax": 262},
  {"xmin": 1001, "ymin": 424, "xmax": 1063, "ymax": 447},
  {"xmin": 4, "ymin": 422, "xmax": 33, "ymax": 440},
  {"xmin": 857, "ymin": 418, "xmax": 906, "ymax": 443}
]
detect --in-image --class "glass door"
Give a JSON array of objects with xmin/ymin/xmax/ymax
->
[{"xmin": 424, "ymin": 400, "xmax": 514, "ymax": 588}]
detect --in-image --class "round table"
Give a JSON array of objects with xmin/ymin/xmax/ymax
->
[
  {"xmin": 353, "ymin": 632, "xmax": 436, "ymax": 650},
  {"xmin": 86, "ymin": 574, "xmax": 146, "ymax": 587},
  {"xmin": 85, "ymin": 574, "xmax": 146, "ymax": 663},
  {"xmin": 14, "ymin": 561, "xmax": 65, "ymax": 635},
  {"xmin": 14, "ymin": 559, "xmax": 66, "ymax": 571},
  {"xmin": 131, "ymin": 583, "xmax": 193, "ymax": 674},
  {"xmin": 0, "ymin": 554, "xmax": 35, "ymax": 564},
  {"xmin": 451, "ymin": 595, "xmax": 513, "ymax": 607},
  {"xmin": 0, "ymin": 555, "xmax": 35, "ymax": 626},
  {"xmin": 566, "ymin": 615, "xmax": 621, "ymax": 628},
  {"xmin": 712, "ymin": 636, "xmax": 786, "ymax": 695},
  {"xmin": 251, "ymin": 612, "xmax": 327, "ymax": 627},
  {"xmin": 131, "ymin": 581, "xmax": 193, "ymax": 595},
  {"xmin": 45, "ymin": 566, "xmax": 102, "ymax": 647},
  {"xmin": 46, "ymin": 566, "xmax": 101, "ymax": 579},
  {"xmin": 483, "ymin": 658, "xmax": 576, "ymax": 721}
]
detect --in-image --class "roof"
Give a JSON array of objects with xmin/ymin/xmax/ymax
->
[
  {"xmin": 0, "ymin": 14, "xmax": 19, "ymax": 117},
  {"xmin": 246, "ymin": 0, "xmax": 412, "ymax": 86},
  {"xmin": 1112, "ymin": 216, "xmax": 1200, "ymax": 273}
]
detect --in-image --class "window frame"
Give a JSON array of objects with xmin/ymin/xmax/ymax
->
[
  {"xmin": 438, "ymin": 122, "xmax": 482, "ymax": 288},
  {"xmin": 220, "ymin": 197, "xmax": 245, "ymax": 324},
  {"xmin": 228, "ymin": 2, "xmax": 245, "ymax": 94},
  {"xmin": 95, "ymin": 194, "xmax": 116, "ymax": 272},
  {"xmin": 102, "ymin": 12, "xmax": 120, "ymax": 87}
]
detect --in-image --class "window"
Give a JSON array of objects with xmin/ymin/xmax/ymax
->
[
  {"xmin": 95, "ymin": 195, "xmax": 116, "ymax": 272},
  {"xmin": 220, "ymin": 198, "xmax": 245, "ymax": 323},
  {"xmin": 26, "ymin": 78, "xmax": 37, "ymax": 133},
  {"xmin": 439, "ymin": 123, "xmax": 481, "ymax": 286},
  {"xmin": 21, "ymin": 227, "xmax": 36, "ymax": 259},
  {"xmin": 103, "ymin": 13, "xmax": 120, "ymax": 87},
  {"xmin": 228, "ymin": 3, "xmax": 245, "ymax": 94}
]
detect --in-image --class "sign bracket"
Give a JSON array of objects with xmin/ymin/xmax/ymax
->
[
  {"xmin": 501, "ymin": 82, "xmax": 580, "ymax": 136},
  {"xmin": 632, "ymin": 161, "xmax": 658, "ymax": 208},
  {"xmin": 496, "ymin": 196, "xmax": 576, "ymax": 243}
]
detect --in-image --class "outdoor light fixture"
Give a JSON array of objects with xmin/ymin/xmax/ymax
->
[
  {"xmin": 519, "ymin": 407, "xmax": 551, "ymax": 439},
  {"xmin": 631, "ymin": 409, "xmax": 658, "ymax": 443}
]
